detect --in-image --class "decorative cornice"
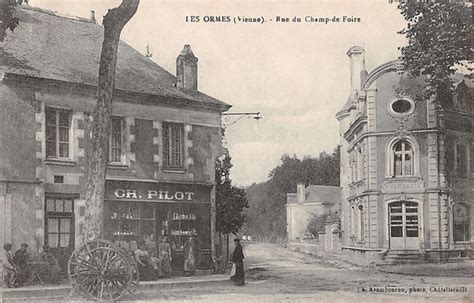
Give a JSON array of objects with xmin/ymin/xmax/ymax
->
[{"xmin": 362, "ymin": 60, "xmax": 403, "ymax": 90}]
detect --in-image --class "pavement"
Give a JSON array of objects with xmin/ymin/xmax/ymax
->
[
  {"xmin": 1, "ymin": 274, "xmax": 231, "ymax": 301},
  {"xmin": 284, "ymin": 242, "xmax": 474, "ymax": 277}
]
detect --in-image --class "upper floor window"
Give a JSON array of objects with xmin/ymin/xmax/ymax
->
[
  {"xmin": 394, "ymin": 140, "xmax": 413, "ymax": 176},
  {"xmin": 162, "ymin": 122, "xmax": 184, "ymax": 168},
  {"xmin": 357, "ymin": 146, "xmax": 364, "ymax": 180},
  {"xmin": 455, "ymin": 144, "xmax": 468, "ymax": 178},
  {"xmin": 46, "ymin": 107, "xmax": 71, "ymax": 159},
  {"xmin": 109, "ymin": 117, "xmax": 123, "ymax": 163}
]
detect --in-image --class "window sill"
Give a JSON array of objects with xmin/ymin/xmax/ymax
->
[
  {"xmin": 384, "ymin": 175, "xmax": 420, "ymax": 181},
  {"xmin": 162, "ymin": 168, "xmax": 187, "ymax": 174},
  {"xmin": 45, "ymin": 158, "xmax": 76, "ymax": 166},
  {"xmin": 107, "ymin": 163, "xmax": 128, "ymax": 170}
]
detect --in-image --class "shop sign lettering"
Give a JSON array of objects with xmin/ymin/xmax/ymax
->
[{"xmin": 114, "ymin": 189, "xmax": 194, "ymax": 201}]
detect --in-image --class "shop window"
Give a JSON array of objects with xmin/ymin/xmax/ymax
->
[
  {"xmin": 162, "ymin": 122, "xmax": 184, "ymax": 168},
  {"xmin": 455, "ymin": 145, "xmax": 468, "ymax": 178},
  {"xmin": 453, "ymin": 203, "xmax": 470, "ymax": 243},
  {"xmin": 46, "ymin": 107, "xmax": 71, "ymax": 158},
  {"xmin": 393, "ymin": 140, "xmax": 413, "ymax": 176},
  {"xmin": 109, "ymin": 117, "xmax": 123, "ymax": 163}
]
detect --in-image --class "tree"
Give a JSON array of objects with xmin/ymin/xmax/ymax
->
[
  {"xmin": 397, "ymin": 0, "xmax": 473, "ymax": 103},
  {"xmin": 0, "ymin": 0, "xmax": 19, "ymax": 42},
  {"xmin": 215, "ymin": 153, "xmax": 249, "ymax": 260},
  {"xmin": 306, "ymin": 213, "xmax": 329, "ymax": 238},
  {"xmin": 83, "ymin": 0, "xmax": 139, "ymax": 241}
]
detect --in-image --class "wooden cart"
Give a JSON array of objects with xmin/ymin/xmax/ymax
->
[{"xmin": 68, "ymin": 239, "xmax": 139, "ymax": 301}]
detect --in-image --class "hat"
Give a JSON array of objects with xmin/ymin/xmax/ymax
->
[{"xmin": 233, "ymin": 238, "xmax": 240, "ymax": 242}]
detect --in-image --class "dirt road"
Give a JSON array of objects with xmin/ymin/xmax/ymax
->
[{"xmin": 113, "ymin": 242, "xmax": 473, "ymax": 302}]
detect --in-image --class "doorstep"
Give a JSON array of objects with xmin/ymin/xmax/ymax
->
[{"xmin": 2, "ymin": 274, "xmax": 230, "ymax": 300}]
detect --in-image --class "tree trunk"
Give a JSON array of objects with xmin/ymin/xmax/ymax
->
[
  {"xmin": 226, "ymin": 233, "xmax": 229, "ymax": 263},
  {"xmin": 83, "ymin": 0, "xmax": 139, "ymax": 242}
]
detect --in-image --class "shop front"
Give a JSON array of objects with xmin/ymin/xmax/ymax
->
[{"xmin": 104, "ymin": 180, "xmax": 213, "ymax": 271}]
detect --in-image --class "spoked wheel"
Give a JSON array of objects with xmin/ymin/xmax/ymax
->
[
  {"xmin": 68, "ymin": 239, "xmax": 139, "ymax": 301},
  {"xmin": 38, "ymin": 267, "xmax": 54, "ymax": 284}
]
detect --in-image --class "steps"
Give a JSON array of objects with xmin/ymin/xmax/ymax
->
[{"xmin": 381, "ymin": 250, "xmax": 426, "ymax": 265}]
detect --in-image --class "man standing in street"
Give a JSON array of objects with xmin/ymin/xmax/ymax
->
[{"xmin": 231, "ymin": 238, "xmax": 245, "ymax": 286}]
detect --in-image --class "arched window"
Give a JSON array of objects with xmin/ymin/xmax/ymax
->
[
  {"xmin": 453, "ymin": 203, "xmax": 470, "ymax": 243},
  {"xmin": 393, "ymin": 140, "xmax": 413, "ymax": 176}
]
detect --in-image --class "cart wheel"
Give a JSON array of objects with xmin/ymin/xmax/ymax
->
[
  {"xmin": 38, "ymin": 267, "xmax": 54, "ymax": 284},
  {"xmin": 68, "ymin": 239, "xmax": 138, "ymax": 301}
]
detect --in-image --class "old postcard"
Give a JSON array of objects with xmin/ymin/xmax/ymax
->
[{"xmin": 0, "ymin": 0, "xmax": 472, "ymax": 302}]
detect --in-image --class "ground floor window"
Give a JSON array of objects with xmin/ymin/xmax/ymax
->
[{"xmin": 453, "ymin": 203, "xmax": 470, "ymax": 243}]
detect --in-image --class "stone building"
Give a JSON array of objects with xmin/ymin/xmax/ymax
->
[
  {"xmin": 286, "ymin": 184, "xmax": 341, "ymax": 241},
  {"xmin": 0, "ymin": 6, "xmax": 230, "ymax": 272},
  {"xmin": 336, "ymin": 46, "xmax": 473, "ymax": 261}
]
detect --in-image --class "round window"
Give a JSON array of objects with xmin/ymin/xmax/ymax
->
[{"xmin": 391, "ymin": 99, "xmax": 413, "ymax": 114}]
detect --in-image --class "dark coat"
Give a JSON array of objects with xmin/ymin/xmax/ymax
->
[{"xmin": 231, "ymin": 243, "xmax": 244, "ymax": 263}]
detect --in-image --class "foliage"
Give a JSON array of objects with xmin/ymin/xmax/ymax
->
[
  {"xmin": 397, "ymin": 0, "xmax": 473, "ymax": 102},
  {"xmin": 215, "ymin": 153, "xmax": 249, "ymax": 235},
  {"xmin": 245, "ymin": 146, "xmax": 340, "ymax": 239},
  {"xmin": 306, "ymin": 213, "xmax": 329, "ymax": 238},
  {"xmin": 0, "ymin": 0, "xmax": 19, "ymax": 42}
]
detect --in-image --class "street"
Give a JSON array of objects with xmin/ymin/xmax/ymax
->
[{"xmin": 5, "ymin": 242, "xmax": 473, "ymax": 302}]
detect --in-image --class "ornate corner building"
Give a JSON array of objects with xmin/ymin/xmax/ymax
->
[{"xmin": 336, "ymin": 46, "xmax": 473, "ymax": 261}]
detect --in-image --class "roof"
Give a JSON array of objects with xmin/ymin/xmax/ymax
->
[
  {"xmin": 0, "ymin": 6, "xmax": 230, "ymax": 111},
  {"xmin": 304, "ymin": 185, "xmax": 341, "ymax": 204}
]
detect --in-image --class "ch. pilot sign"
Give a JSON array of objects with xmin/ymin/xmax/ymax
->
[{"xmin": 113, "ymin": 188, "xmax": 195, "ymax": 202}]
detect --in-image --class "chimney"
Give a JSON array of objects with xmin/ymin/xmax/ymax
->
[
  {"xmin": 296, "ymin": 183, "xmax": 305, "ymax": 203},
  {"xmin": 176, "ymin": 44, "xmax": 198, "ymax": 90},
  {"xmin": 347, "ymin": 46, "xmax": 366, "ymax": 96},
  {"xmin": 90, "ymin": 11, "xmax": 96, "ymax": 23}
]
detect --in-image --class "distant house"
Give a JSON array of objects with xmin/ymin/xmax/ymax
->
[{"xmin": 286, "ymin": 184, "xmax": 341, "ymax": 241}]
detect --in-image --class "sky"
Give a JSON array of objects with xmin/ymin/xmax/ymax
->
[{"xmin": 31, "ymin": 0, "xmax": 407, "ymax": 186}]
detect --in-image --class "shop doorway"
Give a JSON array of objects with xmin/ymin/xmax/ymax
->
[
  {"xmin": 45, "ymin": 197, "xmax": 75, "ymax": 273},
  {"xmin": 389, "ymin": 201, "xmax": 419, "ymax": 250}
]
